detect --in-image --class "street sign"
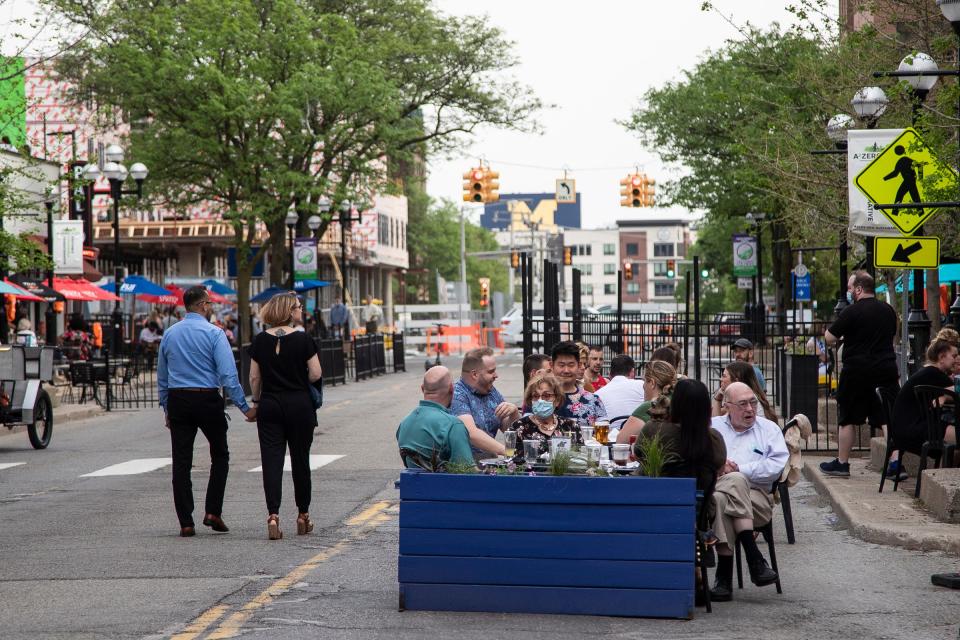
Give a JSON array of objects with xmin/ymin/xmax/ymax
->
[
  {"xmin": 732, "ymin": 234, "xmax": 758, "ymax": 277},
  {"xmin": 854, "ymin": 127, "xmax": 958, "ymax": 236},
  {"xmin": 793, "ymin": 272, "xmax": 811, "ymax": 302},
  {"xmin": 737, "ymin": 277, "xmax": 753, "ymax": 290},
  {"xmin": 556, "ymin": 179, "xmax": 576, "ymax": 204},
  {"xmin": 873, "ymin": 235, "xmax": 940, "ymax": 269},
  {"xmin": 793, "ymin": 263, "xmax": 808, "ymax": 278}
]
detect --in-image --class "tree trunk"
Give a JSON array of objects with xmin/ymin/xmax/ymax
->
[{"xmin": 268, "ymin": 217, "xmax": 286, "ymax": 287}]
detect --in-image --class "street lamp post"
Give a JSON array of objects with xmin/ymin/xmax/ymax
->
[
  {"xmin": 285, "ymin": 209, "xmax": 298, "ymax": 290},
  {"xmin": 898, "ymin": 52, "xmax": 939, "ymax": 368},
  {"xmin": 850, "ymin": 86, "xmax": 889, "ymax": 278},
  {"xmin": 338, "ymin": 200, "xmax": 363, "ymax": 304},
  {"xmin": 103, "ymin": 144, "xmax": 148, "ymax": 353},
  {"xmin": 43, "ymin": 191, "xmax": 57, "ymax": 346},
  {"xmin": 825, "ymin": 113, "xmax": 853, "ymax": 317},
  {"xmin": 307, "ymin": 211, "xmax": 323, "ymax": 326}
]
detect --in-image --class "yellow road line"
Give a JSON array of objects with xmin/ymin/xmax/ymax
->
[
  {"xmin": 170, "ymin": 604, "xmax": 230, "ymax": 640},
  {"xmin": 344, "ymin": 500, "xmax": 390, "ymax": 526},
  {"xmin": 196, "ymin": 503, "xmax": 394, "ymax": 640}
]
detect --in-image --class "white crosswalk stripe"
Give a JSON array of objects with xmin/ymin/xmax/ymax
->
[
  {"xmin": 248, "ymin": 454, "xmax": 344, "ymax": 473},
  {"xmin": 0, "ymin": 462, "xmax": 26, "ymax": 471},
  {"xmin": 80, "ymin": 458, "xmax": 172, "ymax": 477}
]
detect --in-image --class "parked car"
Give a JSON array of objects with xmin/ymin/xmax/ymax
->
[{"xmin": 707, "ymin": 312, "xmax": 744, "ymax": 346}]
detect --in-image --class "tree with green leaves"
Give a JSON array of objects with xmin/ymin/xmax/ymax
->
[{"xmin": 43, "ymin": 0, "xmax": 541, "ymax": 335}]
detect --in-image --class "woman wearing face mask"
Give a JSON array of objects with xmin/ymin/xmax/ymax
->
[{"xmin": 508, "ymin": 373, "xmax": 581, "ymax": 463}]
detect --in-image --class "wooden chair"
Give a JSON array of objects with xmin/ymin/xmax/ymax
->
[{"xmin": 911, "ymin": 385, "xmax": 958, "ymax": 498}]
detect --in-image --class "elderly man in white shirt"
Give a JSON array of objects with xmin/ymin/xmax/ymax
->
[
  {"xmin": 594, "ymin": 354, "xmax": 644, "ymax": 420},
  {"xmin": 708, "ymin": 381, "xmax": 788, "ymax": 602}
]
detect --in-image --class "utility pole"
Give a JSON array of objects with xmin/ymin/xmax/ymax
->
[{"xmin": 460, "ymin": 206, "xmax": 467, "ymax": 337}]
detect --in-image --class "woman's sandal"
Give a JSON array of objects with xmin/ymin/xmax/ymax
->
[
  {"xmin": 297, "ymin": 512, "xmax": 314, "ymax": 535},
  {"xmin": 267, "ymin": 514, "xmax": 282, "ymax": 540}
]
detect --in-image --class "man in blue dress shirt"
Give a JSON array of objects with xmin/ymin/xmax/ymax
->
[{"xmin": 158, "ymin": 286, "xmax": 256, "ymax": 537}]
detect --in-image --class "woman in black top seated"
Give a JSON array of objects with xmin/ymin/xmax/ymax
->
[
  {"xmin": 249, "ymin": 292, "xmax": 323, "ymax": 540},
  {"xmin": 891, "ymin": 338, "xmax": 958, "ymax": 458},
  {"xmin": 634, "ymin": 379, "xmax": 726, "ymax": 513}
]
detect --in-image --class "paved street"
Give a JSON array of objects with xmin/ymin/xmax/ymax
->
[{"xmin": 0, "ymin": 353, "xmax": 957, "ymax": 640}]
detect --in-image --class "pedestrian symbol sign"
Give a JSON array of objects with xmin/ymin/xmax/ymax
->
[
  {"xmin": 854, "ymin": 127, "xmax": 958, "ymax": 236},
  {"xmin": 873, "ymin": 236, "xmax": 940, "ymax": 269}
]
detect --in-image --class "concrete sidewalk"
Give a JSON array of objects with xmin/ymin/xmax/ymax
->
[{"xmin": 804, "ymin": 455, "xmax": 960, "ymax": 555}]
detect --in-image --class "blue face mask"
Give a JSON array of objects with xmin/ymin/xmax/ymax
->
[
  {"xmin": 531, "ymin": 399, "xmax": 555, "ymax": 419},
  {"xmin": 846, "ymin": 291, "xmax": 854, "ymax": 304}
]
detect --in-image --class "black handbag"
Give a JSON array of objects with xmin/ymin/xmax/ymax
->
[{"xmin": 309, "ymin": 378, "xmax": 323, "ymax": 409}]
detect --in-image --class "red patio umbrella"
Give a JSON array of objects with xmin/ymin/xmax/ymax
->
[
  {"xmin": 53, "ymin": 277, "xmax": 122, "ymax": 302},
  {"xmin": 141, "ymin": 285, "xmax": 230, "ymax": 307}
]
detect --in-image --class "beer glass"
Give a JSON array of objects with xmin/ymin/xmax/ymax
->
[
  {"xmin": 593, "ymin": 420, "xmax": 610, "ymax": 445},
  {"xmin": 503, "ymin": 431, "xmax": 517, "ymax": 459}
]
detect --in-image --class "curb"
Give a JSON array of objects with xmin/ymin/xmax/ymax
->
[
  {"xmin": 803, "ymin": 458, "xmax": 960, "ymax": 556},
  {"xmin": 58, "ymin": 406, "xmax": 107, "ymax": 424}
]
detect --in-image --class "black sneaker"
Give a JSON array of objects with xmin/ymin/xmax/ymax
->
[
  {"xmin": 885, "ymin": 461, "xmax": 908, "ymax": 482},
  {"xmin": 820, "ymin": 458, "xmax": 850, "ymax": 477},
  {"xmin": 710, "ymin": 576, "xmax": 733, "ymax": 602}
]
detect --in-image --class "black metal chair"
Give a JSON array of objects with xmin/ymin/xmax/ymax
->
[
  {"xmin": 694, "ymin": 488, "xmax": 713, "ymax": 613},
  {"xmin": 911, "ymin": 385, "xmax": 958, "ymax": 498},
  {"xmin": 875, "ymin": 386, "xmax": 903, "ymax": 493},
  {"xmin": 68, "ymin": 361, "xmax": 99, "ymax": 406},
  {"xmin": 734, "ymin": 479, "xmax": 783, "ymax": 594}
]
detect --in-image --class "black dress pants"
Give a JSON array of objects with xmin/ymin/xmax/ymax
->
[
  {"xmin": 168, "ymin": 389, "xmax": 229, "ymax": 527},
  {"xmin": 257, "ymin": 390, "xmax": 315, "ymax": 515}
]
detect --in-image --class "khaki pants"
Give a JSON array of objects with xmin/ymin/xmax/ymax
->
[{"xmin": 712, "ymin": 471, "xmax": 774, "ymax": 550}]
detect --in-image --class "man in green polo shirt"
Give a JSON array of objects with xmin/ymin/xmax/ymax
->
[{"xmin": 396, "ymin": 366, "xmax": 474, "ymax": 470}]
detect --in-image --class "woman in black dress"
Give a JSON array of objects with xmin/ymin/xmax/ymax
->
[{"xmin": 249, "ymin": 292, "xmax": 323, "ymax": 540}]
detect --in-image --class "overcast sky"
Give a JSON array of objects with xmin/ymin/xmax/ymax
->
[{"xmin": 428, "ymin": 1, "xmax": 824, "ymax": 228}]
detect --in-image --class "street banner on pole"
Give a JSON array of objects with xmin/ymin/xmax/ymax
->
[
  {"xmin": 732, "ymin": 234, "xmax": 758, "ymax": 277},
  {"xmin": 53, "ymin": 219, "xmax": 84, "ymax": 274},
  {"xmin": 294, "ymin": 237, "xmax": 317, "ymax": 280},
  {"xmin": 793, "ymin": 272, "xmax": 811, "ymax": 302},
  {"xmin": 854, "ymin": 127, "xmax": 958, "ymax": 236},
  {"xmin": 847, "ymin": 129, "xmax": 902, "ymax": 236}
]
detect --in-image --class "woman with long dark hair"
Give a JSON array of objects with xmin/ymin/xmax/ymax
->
[{"xmin": 634, "ymin": 379, "xmax": 725, "ymax": 492}]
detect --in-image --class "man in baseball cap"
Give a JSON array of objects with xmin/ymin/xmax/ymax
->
[{"xmin": 732, "ymin": 338, "xmax": 765, "ymax": 389}]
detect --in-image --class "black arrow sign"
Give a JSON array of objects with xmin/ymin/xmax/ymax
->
[{"xmin": 891, "ymin": 241, "xmax": 923, "ymax": 263}]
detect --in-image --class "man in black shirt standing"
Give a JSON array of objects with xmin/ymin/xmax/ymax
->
[{"xmin": 820, "ymin": 271, "xmax": 900, "ymax": 476}]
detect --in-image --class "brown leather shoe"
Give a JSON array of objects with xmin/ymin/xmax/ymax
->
[
  {"xmin": 180, "ymin": 526, "xmax": 196, "ymax": 537},
  {"xmin": 202, "ymin": 514, "xmax": 229, "ymax": 533}
]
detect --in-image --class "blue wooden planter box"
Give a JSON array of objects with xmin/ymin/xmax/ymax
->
[{"xmin": 398, "ymin": 469, "xmax": 697, "ymax": 619}]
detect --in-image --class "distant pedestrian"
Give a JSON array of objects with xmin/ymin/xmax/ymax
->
[
  {"xmin": 820, "ymin": 271, "xmax": 899, "ymax": 477},
  {"xmin": 731, "ymin": 338, "xmax": 765, "ymax": 390},
  {"xmin": 14, "ymin": 318, "xmax": 37, "ymax": 347},
  {"xmin": 158, "ymin": 286, "xmax": 256, "ymax": 538},
  {"xmin": 249, "ymin": 292, "xmax": 322, "ymax": 540},
  {"xmin": 330, "ymin": 296, "xmax": 348, "ymax": 339}
]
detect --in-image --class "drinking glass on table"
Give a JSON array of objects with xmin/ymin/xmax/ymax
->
[
  {"xmin": 611, "ymin": 443, "xmax": 631, "ymax": 466},
  {"xmin": 593, "ymin": 420, "xmax": 610, "ymax": 445},
  {"xmin": 523, "ymin": 439, "xmax": 539, "ymax": 465},
  {"xmin": 502, "ymin": 431, "xmax": 517, "ymax": 459},
  {"xmin": 580, "ymin": 425, "xmax": 594, "ymax": 444}
]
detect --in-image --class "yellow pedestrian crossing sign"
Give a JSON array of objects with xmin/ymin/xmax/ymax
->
[
  {"xmin": 873, "ymin": 236, "xmax": 940, "ymax": 269},
  {"xmin": 854, "ymin": 127, "xmax": 957, "ymax": 236}
]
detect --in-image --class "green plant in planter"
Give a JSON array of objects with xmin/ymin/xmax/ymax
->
[
  {"xmin": 636, "ymin": 433, "xmax": 676, "ymax": 478},
  {"xmin": 548, "ymin": 450, "xmax": 573, "ymax": 476},
  {"xmin": 444, "ymin": 460, "xmax": 480, "ymax": 474}
]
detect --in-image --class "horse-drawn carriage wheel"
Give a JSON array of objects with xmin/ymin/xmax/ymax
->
[{"xmin": 28, "ymin": 389, "xmax": 52, "ymax": 450}]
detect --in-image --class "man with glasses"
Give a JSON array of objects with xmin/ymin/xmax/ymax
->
[
  {"xmin": 159, "ymin": 286, "xmax": 256, "ymax": 538},
  {"xmin": 707, "ymin": 381, "xmax": 788, "ymax": 601}
]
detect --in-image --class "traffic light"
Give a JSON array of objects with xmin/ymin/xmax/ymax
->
[
  {"xmin": 666, "ymin": 259, "xmax": 676, "ymax": 278},
  {"xmin": 483, "ymin": 169, "xmax": 500, "ymax": 203},
  {"xmin": 511, "ymin": 251, "xmax": 520, "ymax": 269},
  {"xmin": 462, "ymin": 167, "xmax": 499, "ymax": 203},
  {"xmin": 701, "ymin": 268, "xmax": 709, "ymax": 279},
  {"xmin": 478, "ymin": 277, "xmax": 490, "ymax": 307},
  {"xmin": 463, "ymin": 167, "xmax": 485, "ymax": 203},
  {"xmin": 640, "ymin": 175, "xmax": 656, "ymax": 207},
  {"xmin": 563, "ymin": 246, "xmax": 573, "ymax": 266},
  {"xmin": 619, "ymin": 173, "xmax": 644, "ymax": 207},
  {"xmin": 623, "ymin": 261, "xmax": 633, "ymax": 280}
]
